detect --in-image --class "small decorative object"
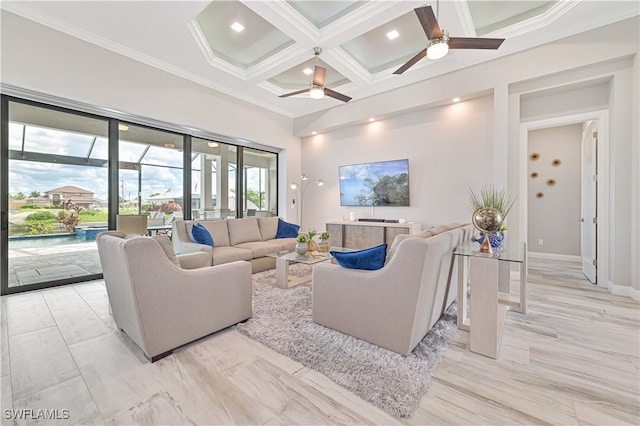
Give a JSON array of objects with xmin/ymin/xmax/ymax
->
[
  {"xmin": 306, "ymin": 228, "xmax": 318, "ymax": 251},
  {"xmin": 468, "ymin": 186, "xmax": 516, "ymax": 253},
  {"xmin": 474, "ymin": 231, "xmax": 504, "ymax": 248},
  {"xmin": 472, "ymin": 208, "xmax": 503, "ymax": 253},
  {"xmin": 529, "ymin": 152, "xmax": 540, "ymax": 161},
  {"xmin": 536, "ymin": 192, "xmax": 544, "ymax": 198},
  {"xmin": 295, "ymin": 234, "xmax": 308, "ymax": 255},
  {"xmin": 318, "ymin": 231, "xmax": 330, "ymax": 252},
  {"xmin": 552, "ymin": 159, "xmax": 561, "ymax": 166},
  {"xmin": 547, "ymin": 179, "xmax": 556, "ymax": 186},
  {"xmin": 530, "ymin": 172, "xmax": 538, "ymax": 178}
]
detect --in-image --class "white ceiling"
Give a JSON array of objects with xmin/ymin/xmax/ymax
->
[{"xmin": 1, "ymin": 1, "xmax": 638, "ymax": 119}]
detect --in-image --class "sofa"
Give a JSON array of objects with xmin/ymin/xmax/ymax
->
[
  {"xmin": 172, "ymin": 217, "xmax": 297, "ymax": 273},
  {"xmin": 312, "ymin": 223, "xmax": 474, "ymax": 355},
  {"xmin": 96, "ymin": 231, "xmax": 252, "ymax": 361}
]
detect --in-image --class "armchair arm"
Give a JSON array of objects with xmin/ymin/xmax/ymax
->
[{"xmin": 177, "ymin": 251, "xmax": 211, "ymax": 269}]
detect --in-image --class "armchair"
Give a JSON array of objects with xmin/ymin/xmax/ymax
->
[
  {"xmin": 96, "ymin": 231, "xmax": 252, "ymax": 361},
  {"xmin": 312, "ymin": 224, "xmax": 473, "ymax": 355}
]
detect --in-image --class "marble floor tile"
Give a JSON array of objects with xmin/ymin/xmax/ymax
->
[
  {"xmin": 106, "ymin": 392, "xmax": 193, "ymax": 426},
  {"xmin": 9, "ymin": 327, "xmax": 79, "ymax": 400},
  {"xmin": 12, "ymin": 376, "xmax": 104, "ymax": 426}
]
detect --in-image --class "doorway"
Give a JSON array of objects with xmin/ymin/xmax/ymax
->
[{"xmin": 519, "ymin": 110, "xmax": 609, "ymax": 289}]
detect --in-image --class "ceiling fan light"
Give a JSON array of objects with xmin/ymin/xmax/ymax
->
[
  {"xmin": 309, "ymin": 86, "xmax": 324, "ymax": 99},
  {"xmin": 427, "ymin": 40, "xmax": 449, "ymax": 60}
]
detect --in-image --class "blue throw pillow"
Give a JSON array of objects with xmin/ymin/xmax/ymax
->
[
  {"xmin": 190, "ymin": 223, "xmax": 214, "ymax": 246},
  {"xmin": 275, "ymin": 219, "xmax": 300, "ymax": 238},
  {"xmin": 331, "ymin": 244, "xmax": 387, "ymax": 271}
]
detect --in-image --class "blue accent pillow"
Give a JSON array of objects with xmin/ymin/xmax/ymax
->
[
  {"xmin": 190, "ymin": 223, "xmax": 214, "ymax": 246},
  {"xmin": 331, "ymin": 244, "xmax": 388, "ymax": 271},
  {"xmin": 275, "ymin": 219, "xmax": 300, "ymax": 239}
]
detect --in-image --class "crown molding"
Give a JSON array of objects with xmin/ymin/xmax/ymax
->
[
  {"xmin": 187, "ymin": 20, "xmax": 248, "ymax": 80},
  {"xmin": 453, "ymin": 1, "xmax": 478, "ymax": 37},
  {"xmin": 322, "ymin": 47, "xmax": 371, "ymax": 86}
]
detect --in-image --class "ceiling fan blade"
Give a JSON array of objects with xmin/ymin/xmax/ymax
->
[
  {"xmin": 415, "ymin": 6, "xmax": 442, "ymax": 40},
  {"xmin": 324, "ymin": 88, "xmax": 352, "ymax": 103},
  {"xmin": 393, "ymin": 49, "xmax": 427, "ymax": 75},
  {"xmin": 448, "ymin": 37, "xmax": 505, "ymax": 50},
  {"xmin": 279, "ymin": 88, "xmax": 310, "ymax": 98},
  {"xmin": 313, "ymin": 66, "xmax": 327, "ymax": 87}
]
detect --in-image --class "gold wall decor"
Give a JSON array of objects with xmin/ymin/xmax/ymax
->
[
  {"xmin": 529, "ymin": 153, "xmax": 540, "ymax": 161},
  {"xmin": 530, "ymin": 172, "xmax": 539, "ymax": 178},
  {"xmin": 547, "ymin": 179, "xmax": 556, "ymax": 186},
  {"xmin": 552, "ymin": 159, "xmax": 561, "ymax": 166},
  {"xmin": 536, "ymin": 192, "xmax": 544, "ymax": 198}
]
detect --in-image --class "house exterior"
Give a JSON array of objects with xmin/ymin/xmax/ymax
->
[{"xmin": 44, "ymin": 185, "xmax": 95, "ymax": 208}]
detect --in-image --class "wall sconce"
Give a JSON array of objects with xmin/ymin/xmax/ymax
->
[{"xmin": 290, "ymin": 174, "xmax": 323, "ymax": 225}]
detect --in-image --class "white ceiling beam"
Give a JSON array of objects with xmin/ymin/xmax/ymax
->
[
  {"xmin": 241, "ymin": 0, "xmax": 319, "ymax": 46},
  {"xmin": 322, "ymin": 47, "xmax": 371, "ymax": 86},
  {"xmin": 454, "ymin": 1, "xmax": 478, "ymax": 37},
  {"xmin": 245, "ymin": 44, "xmax": 312, "ymax": 83}
]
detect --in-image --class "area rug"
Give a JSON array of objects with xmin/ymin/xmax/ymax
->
[{"xmin": 236, "ymin": 265, "xmax": 458, "ymax": 418}]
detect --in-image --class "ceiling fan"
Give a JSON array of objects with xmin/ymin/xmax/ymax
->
[
  {"xmin": 394, "ymin": 4, "xmax": 505, "ymax": 74},
  {"xmin": 279, "ymin": 47, "xmax": 352, "ymax": 103}
]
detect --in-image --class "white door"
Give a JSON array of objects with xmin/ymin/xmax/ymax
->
[{"xmin": 580, "ymin": 121, "xmax": 597, "ymax": 283}]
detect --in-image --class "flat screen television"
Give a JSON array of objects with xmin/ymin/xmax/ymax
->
[{"xmin": 339, "ymin": 159, "xmax": 410, "ymax": 206}]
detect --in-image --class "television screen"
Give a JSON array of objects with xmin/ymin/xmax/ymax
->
[{"xmin": 339, "ymin": 159, "xmax": 410, "ymax": 206}]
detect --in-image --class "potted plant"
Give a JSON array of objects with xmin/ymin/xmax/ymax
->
[
  {"xmin": 318, "ymin": 231, "xmax": 330, "ymax": 252},
  {"xmin": 295, "ymin": 234, "xmax": 308, "ymax": 255},
  {"xmin": 468, "ymin": 186, "xmax": 516, "ymax": 248}
]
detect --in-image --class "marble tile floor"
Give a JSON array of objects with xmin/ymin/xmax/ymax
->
[
  {"xmin": 7, "ymin": 243, "xmax": 101, "ymax": 287},
  {"xmin": 0, "ymin": 258, "xmax": 638, "ymax": 425}
]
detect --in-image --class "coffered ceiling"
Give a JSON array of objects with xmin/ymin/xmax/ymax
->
[{"xmin": 1, "ymin": 1, "xmax": 638, "ymax": 118}]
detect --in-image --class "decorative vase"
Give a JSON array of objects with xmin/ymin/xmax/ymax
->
[
  {"xmin": 295, "ymin": 242, "xmax": 308, "ymax": 255},
  {"xmin": 308, "ymin": 239, "xmax": 317, "ymax": 252},
  {"xmin": 317, "ymin": 238, "xmax": 330, "ymax": 252},
  {"xmin": 474, "ymin": 231, "xmax": 504, "ymax": 248}
]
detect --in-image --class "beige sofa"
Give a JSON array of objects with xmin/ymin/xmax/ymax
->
[
  {"xmin": 96, "ymin": 231, "xmax": 252, "ymax": 361},
  {"xmin": 312, "ymin": 223, "xmax": 474, "ymax": 355},
  {"xmin": 172, "ymin": 217, "xmax": 297, "ymax": 273}
]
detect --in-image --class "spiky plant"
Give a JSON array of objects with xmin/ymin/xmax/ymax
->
[{"xmin": 468, "ymin": 185, "xmax": 517, "ymax": 221}]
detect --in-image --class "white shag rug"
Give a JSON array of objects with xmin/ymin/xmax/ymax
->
[{"xmin": 236, "ymin": 264, "xmax": 458, "ymax": 418}]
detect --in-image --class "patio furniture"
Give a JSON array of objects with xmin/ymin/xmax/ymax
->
[{"xmin": 116, "ymin": 215, "xmax": 148, "ymax": 235}]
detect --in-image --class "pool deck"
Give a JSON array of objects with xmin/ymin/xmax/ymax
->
[{"xmin": 8, "ymin": 242, "xmax": 101, "ymax": 287}]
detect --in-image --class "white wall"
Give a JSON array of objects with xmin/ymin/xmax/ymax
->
[
  {"xmin": 527, "ymin": 125, "xmax": 582, "ymax": 256},
  {"xmin": 0, "ymin": 11, "xmax": 301, "ymax": 221},
  {"xmin": 300, "ymin": 95, "xmax": 494, "ymax": 232}
]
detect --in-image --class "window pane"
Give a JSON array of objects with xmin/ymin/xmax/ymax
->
[
  {"xmin": 192, "ymin": 138, "xmax": 237, "ymax": 219},
  {"xmin": 242, "ymin": 147, "xmax": 277, "ymax": 217},
  {"xmin": 7, "ymin": 101, "xmax": 109, "ymax": 290}
]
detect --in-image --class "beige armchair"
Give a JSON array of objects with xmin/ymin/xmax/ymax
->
[
  {"xmin": 96, "ymin": 231, "xmax": 252, "ymax": 361},
  {"xmin": 312, "ymin": 224, "xmax": 473, "ymax": 355}
]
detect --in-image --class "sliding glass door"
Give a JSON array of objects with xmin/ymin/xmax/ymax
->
[
  {"xmin": 192, "ymin": 138, "xmax": 238, "ymax": 219},
  {"xmin": 5, "ymin": 100, "xmax": 109, "ymax": 291}
]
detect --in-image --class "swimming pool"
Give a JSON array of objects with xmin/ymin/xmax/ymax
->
[{"xmin": 8, "ymin": 234, "xmax": 93, "ymax": 249}]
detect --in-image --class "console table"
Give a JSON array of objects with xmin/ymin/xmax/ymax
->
[
  {"xmin": 453, "ymin": 239, "xmax": 527, "ymax": 359},
  {"xmin": 326, "ymin": 221, "xmax": 421, "ymax": 251}
]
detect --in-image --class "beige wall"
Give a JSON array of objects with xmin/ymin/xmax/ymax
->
[{"xmin": 527, "ymin": 125, "xmax": 582, "ymax": 256}]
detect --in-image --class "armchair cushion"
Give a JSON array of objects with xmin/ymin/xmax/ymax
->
[
  {"xmin": 152, "ymin": 235, "xmax": 180, "ymax": 267},
  {"xmin": 331, "ymin": 243, "xmax": 387, "ymax": 271},
  {"xmin": 190, "ymin": 223, "xmax": 214, "ymax": 246},
  {"xmin": 275, "ymin": 219, "xmax": 300, "ymax": 238}
]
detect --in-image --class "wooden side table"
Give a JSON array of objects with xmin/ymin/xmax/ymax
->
[{"xmin": 454, "ymin": 240, "xmax": 527, "ymax": 359}]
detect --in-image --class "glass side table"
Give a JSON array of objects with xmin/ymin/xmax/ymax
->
[{"xmin": 453, "ymin": 238, "xmax": 527, "ymax": 359}]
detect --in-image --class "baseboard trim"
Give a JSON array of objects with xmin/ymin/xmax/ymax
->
[
  {"xmin": 528, "ymin": 252, "xmax": 581, "ymax": 262},
  {"xmin": 607, "ymin": 281, "xmax": 639, "ymax": 300}
]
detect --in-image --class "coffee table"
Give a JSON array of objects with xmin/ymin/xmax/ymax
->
[{"xmin": 265, "ymin": 247, "xmax": 352, "ymax": 289}]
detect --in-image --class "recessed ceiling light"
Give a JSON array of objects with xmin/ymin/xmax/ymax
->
[
  {"xmin": 118, "ymin": 124, "xmax": 128, "ymax": 131},
  {"xmin": 207, "ymin": 142, "xmax": 219, "ymax": 148},
  {"xmin": 312, "ymin": 131, "xmax": 317, "ymax": 135},
  {"xmin": 164, "ymin": 143, "xmax": 176, "ymax": 148},
  {"xmin": 369, "ymin": 118, "xmax": 375, "ymax": 122},
  {"xmin": 386, "ymin": 30, "xmax": 399, "ymax": 40},
  {"xmin": 303, "ymin": 68, "xmax": 313, "ymax": 75},
  {"xmin": 231, "ymin": 22, "xmax": 244, "ymax": 33},
  {"xmin": 452, "ymin": 97, "xmax": 461, "ymax": 103}
]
